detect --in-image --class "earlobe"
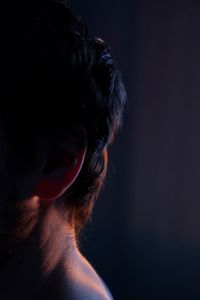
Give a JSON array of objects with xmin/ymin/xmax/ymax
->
[{"xmin": 34, "ymin": 144, "xmax": 87, "ymax": 201}]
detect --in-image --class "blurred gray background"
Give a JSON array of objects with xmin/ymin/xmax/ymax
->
[{"xmin": 72, "ymin": 1, "xmax": 200, "ymax": 299}]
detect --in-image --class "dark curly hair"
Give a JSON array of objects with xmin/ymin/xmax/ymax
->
[{"xmin": 1, "ymin": 0, "xmax": 126, "ymax": 234}]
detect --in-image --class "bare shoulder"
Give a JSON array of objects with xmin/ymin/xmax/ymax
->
[{"xmin": 64, "ymin": 252, "xmax": 114, "ymax": 300}]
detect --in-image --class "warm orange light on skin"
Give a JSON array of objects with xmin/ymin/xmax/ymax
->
[
  {"xmin": 103, "ymin": 148, "xmax": 108, "ymax": 167},
  {"xmin": 5, "ymin": 196, "xmax": 40, "ymax": 247}
]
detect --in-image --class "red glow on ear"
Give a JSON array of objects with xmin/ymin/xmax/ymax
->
[{"xmin": 34, "ymin": 146, "xmax": 87, "ymax": 201}]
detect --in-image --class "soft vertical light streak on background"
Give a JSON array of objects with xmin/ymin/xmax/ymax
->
[{"xmin": 72, "ymin": 1, "xmax": 200, "ymax": 299}]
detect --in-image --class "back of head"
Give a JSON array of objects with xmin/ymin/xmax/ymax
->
[{"xmin": 0, "ymin": 0, "xmax": 126, "ymax": 235}]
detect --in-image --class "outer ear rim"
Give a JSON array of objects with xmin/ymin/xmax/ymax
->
[{"xmin": 34, "ymin": 143, "xmax": 87, "ymax": 202}]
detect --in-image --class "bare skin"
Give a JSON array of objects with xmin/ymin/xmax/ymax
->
[{"xmin": 0, "ymin": 196, "xmax": 112, "ymax": 300}]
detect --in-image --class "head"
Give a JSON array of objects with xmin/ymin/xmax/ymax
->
[{"xmin": 0, "ymin": 0, "xmax": 126, "ymax": 249}]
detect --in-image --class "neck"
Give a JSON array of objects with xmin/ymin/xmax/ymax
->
[{"xmin": 0, "ymin": 202, "xmax": 79, "ymax": 300}]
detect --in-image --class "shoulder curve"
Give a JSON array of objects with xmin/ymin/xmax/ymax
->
[
  {"xmin": 64, "ymin": 254, "xmax": 114, "ymax": 300},
  {"xmin": 100, "ymin": 279, "xmax": 114, "ymax": 300}
]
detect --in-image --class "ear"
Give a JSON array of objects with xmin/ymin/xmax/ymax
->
[{"xmin": 34, "ymin": 128, "xmax": 87, "ymax": 201}]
